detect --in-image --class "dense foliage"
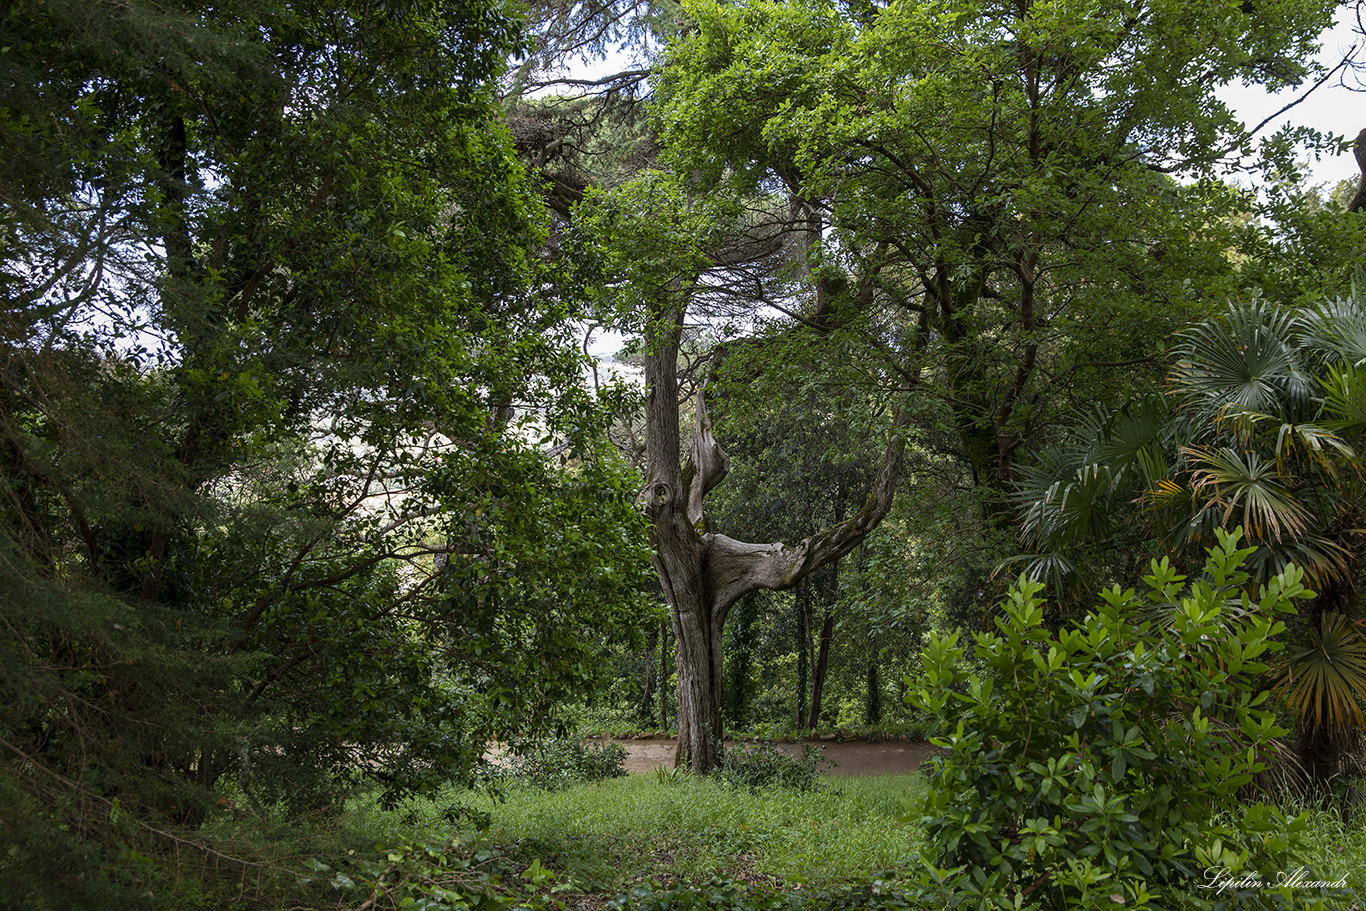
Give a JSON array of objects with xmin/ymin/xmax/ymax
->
[
  {"xmin": 911, "ymin": 532, "xmax": 1340, "ymax": 909},
  {"xmin": 4, "ymin": 0, "xmax": 1365, "ymax": 904},
  {"xmin": 492, "ymin": 737, "xmax": 630, "ymax": 791},
  {"xmin": 1015, "ymin": 285, "xmax": 1366, "ymax": 784},
  {"xmin": 576, "ymin": 0, "xmax": 1352, "ymax": 770},
  {"xmin": 653, "ymin": 0, "xmax": 1339, "ymax": 514},
  {"xmin": 0, "ymin": 0, "xmax": 650, "ymax": 905}
]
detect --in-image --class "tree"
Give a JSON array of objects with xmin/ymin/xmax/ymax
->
[
  {"xmin": 1230, "ymin": 144, "xmax": 1366, "ymax": 307},
  {"xmin": 1014, "ymin": 283, "xmax": 1366, "ymax": 786},
  {"xmin": 706, "ymin": 334, "xmax": 886, "ymax": 729},
  {"xmin": 0, "ymin": 0, "xmax": 649, "ymax": 900},
  {"xmin": 654, "ymin": 0, "xmax": 1338, "ymax": 520},
  {"xmin": 583, "ymin": 172, "xmax": 908, "ymax": 770},
  {"xmin": 594, "ymin": 0, "xmax": 1339, "ymax": 772}
]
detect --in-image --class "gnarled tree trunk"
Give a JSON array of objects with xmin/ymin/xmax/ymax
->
[
  {"xmin": 1350, "ymin": 127, "xmax": 1366, "ymax": 213},
  {"xmin": 643, "ymin": 290, "xmax": 906, "ymax": 773}
]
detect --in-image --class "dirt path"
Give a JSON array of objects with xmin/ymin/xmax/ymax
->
[{"xmin": 614, "ymin": 738, "xmax": 939, "ymax": 777}]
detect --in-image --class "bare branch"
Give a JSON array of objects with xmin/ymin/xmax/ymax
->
[
  {"xmin": 704, "ymin": 407, "xmax": 909, "ymax": 617},
  {"xmin": 684, "ymin": 372, "xmax": 730, "ymax": 529},
  {"xmin": 521, "ymin": 68, "xmax": 652, "ymax": 92},
  {"xmin": 1247, "ymin": 53, "xmax": 1356, "ymax": 138}
]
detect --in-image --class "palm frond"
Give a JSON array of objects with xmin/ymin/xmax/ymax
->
[
  {"xmin": 1184, "ymin": 445, "xmax": 1314, "ymax": 541},
  {"xmin": 1171, "ymin": 302, "xmax": 1314, "ymax": 417},
  {"xmin": 1090, "ymin": 394, "xmax": 1171, "ymax": 479},
  {"xmin": 1015, "ymin": 398, "xmax": 1174, "ymax": 553},
  {"xmin": 1134, "ymin": 445, "xmax": 1170, "ymax": 483},
  {"xmin": 1014, "ymin": 468, "xmax": 1117, "ymax": 552},
  {"xmin": 1276, "ymin": 613, "xmax": 1366, "ymax": 733},
  {"xmin": 1142, "ymin": 477, "xmax": 1191, "ymax": 510},
  {"xmin": 1259, "ymin": 417, "xmax": 1355, "ymax": 474},
  {"xmin": 1240, "ymin": 535, "xmax": 1352, "ymax": 589},
  {"xmin": 997, "ymin": 551, "xmax": 1077, "ymax": 596},
  {"xmin": 1320, "ymin": 365, "xmax": 1366, "ymax": 433},
  {"xmin": 1298, "ymin": 270, "xmax": 1366, "ymax": 369}
]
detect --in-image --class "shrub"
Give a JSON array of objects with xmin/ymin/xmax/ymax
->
[
  {"xmin": 909, "ymin": 531, "xmax": 1346, "ymax": 910},
  {"xmin": 715, "ymin": 741, "xmax": 829, "ymax": 791},
  {"xmin": 495, "ymin": 737, "xmax": 628, "ymax": 791}
]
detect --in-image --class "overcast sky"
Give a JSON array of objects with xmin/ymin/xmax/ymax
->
[{"xmin": 1216, "ymin": 8, "xmax": 1365, "ymax": 188}]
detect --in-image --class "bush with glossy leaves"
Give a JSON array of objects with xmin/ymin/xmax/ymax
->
[{"xmin": 909, "ymin": 531, "xmax": 1348, "ymax": 910}]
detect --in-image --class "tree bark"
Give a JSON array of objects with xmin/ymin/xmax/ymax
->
[
  {"xmin": 1350, "ymin": 127, "xmax": 1366, "ymax": 214},
  {"xmin": 806, "ymin": 565, "xmax": 836, "ymax": 730},
  {"xmin": 644, "ymin": 285, "xmax": 907, "ymax": 773}
]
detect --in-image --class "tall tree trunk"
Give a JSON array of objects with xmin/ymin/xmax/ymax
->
[
  {"xmin": 670, "ymin": 580, "xmax": 724, "ymax": 770},
  {"xmin": 796, "ymin": 581, "xmax": 809, "ymax": 728},
  {"xmin": 643, "ymin": 281, "xmax": 908, "ymax": 773},
  {"xmin": 806, "ymin": 563, "xmax": 836, "ymax": 731},
  {"xmin": 140, "ymin": 110, "xmax": 194, "ymax": 605}
]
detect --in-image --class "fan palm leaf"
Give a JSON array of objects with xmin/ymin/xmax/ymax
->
[
  {"xmin": 1014, "ymin": 465, "xmax": 1116, "ymax": 551},
  {"xmin": 1090, "ymin": 394, "xmax": 1171, "ymax": 478},
  {"xmin": 1320, "ymin": 364, "xmax": 1366, "ymax": 431},
  {"xmin": 1184, "ymin": 445, "xmax": 1314, "ymax": 542},
  {"xmin": 1015, "ymin": 399, "xmax": 1169, "ymax": 556},
  {"xmin": 1239, "ymin": 536, "xmax": 1352, "ymax": 589},
  {"xmin": 997, "ymin": 551, "xmax": 1077, "ymax": 600},
  {"xmin": 1171, "ymin": 302, "xmax": 1315, "ymax": 420},
  {"xmin": 1298, "ymin": 268, "xmax": 1366, "ymax": 369},
  {"xmin": 1276, "ymin": 613, "xmax": 1366, "ymax": 733},
  {"xmin": 1233, "ymin": 414, "xmax": 1358, "ymax": 476}
]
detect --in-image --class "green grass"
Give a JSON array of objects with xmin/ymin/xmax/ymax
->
[
  {"xmin": 266, "ymin": 771, "xmax": 1366, "ymax": 908},
  {"xmin": 459, "ymin": 774, "xmax": 927, "ymax": 892},
  {"xmin": 1281, "ymin": 796, "xmax": 1366, "ymax": 895}
]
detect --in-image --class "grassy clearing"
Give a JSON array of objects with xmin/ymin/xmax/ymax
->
[
  {"xmin": 269, "ymin": 771, "xmax": 1366, "ymax": 908},
  {"xmin": 462, "ymin": 773, "xmax": 928, "ymax": 892},
  {"xmin": 1281, "ymin": 797, "xmax": 1366, "ymax": 895}
]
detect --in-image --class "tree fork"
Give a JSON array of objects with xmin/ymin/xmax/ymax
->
[{"xmin": 644, "ymin": 288, "xmax": 909, "ymax": 772}]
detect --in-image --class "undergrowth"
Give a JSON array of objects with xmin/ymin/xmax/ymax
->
[
  {"xmin": 490, "ymin": 737, "xmax": 629, "ymax": 791},
  {"xmin": 179, "ymin": 767, "xmax": 1366, "ymax": 910},
  {"xmin": 463, "ymin": 772, "xmax": 927, "ymax": 892},
  {"xmin": 715, "ymin": 741, "xmax": 831, "ymax": 791}
]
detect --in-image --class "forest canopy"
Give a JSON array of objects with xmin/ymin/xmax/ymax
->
[
  {"xmin": 3, "ymin": 0, "xmax": 1365, "ymax": 907},
  {"xmin": 1, "ymin": 0, "xmax": 650, "ymax": 903}
]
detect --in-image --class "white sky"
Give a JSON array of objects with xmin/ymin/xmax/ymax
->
[{"xmin": 1216, "ymin": 9, "xmax": 1365, "ymax": 189}]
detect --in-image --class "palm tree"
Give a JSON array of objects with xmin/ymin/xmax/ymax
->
[{"xmin": 1013, "ymin": 278, "xmax": 1366, "ymax": 787}]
